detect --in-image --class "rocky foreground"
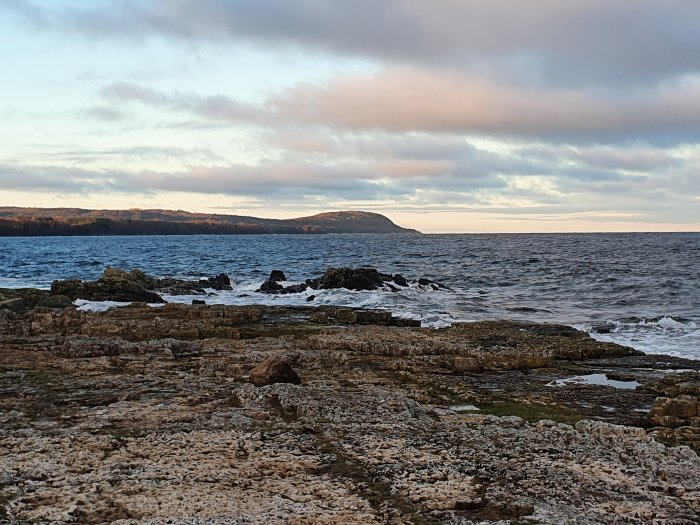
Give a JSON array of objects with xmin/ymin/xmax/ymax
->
[{"xmin": 1, "ymin": 299, "xmax": 700, "ymax": 523}]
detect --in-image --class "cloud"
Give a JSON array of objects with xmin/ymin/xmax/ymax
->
[
  {"xmin": 97, "ymin": 70, "xmax": 700, "ymax": 142},
  {"xmin": 7, "ymin": 1, "xmax": 700, "ymax": 87},
  {"xmin": 2, "ymin": 137, "xmax": 697, "ymax": 210}
]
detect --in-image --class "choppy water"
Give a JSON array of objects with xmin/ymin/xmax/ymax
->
[{"xmin": 0, "ymin": 232, "xmax": 698, "ymax": 359}]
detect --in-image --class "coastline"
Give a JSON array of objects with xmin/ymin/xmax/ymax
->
[{"xmin": 1, "ymin": 292, "xmax": 699, "ymax": 522}]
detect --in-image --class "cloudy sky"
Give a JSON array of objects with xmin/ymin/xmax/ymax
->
[{"xmin": 1, "ymin": 0, "xmax": 699, "ymax": 232}]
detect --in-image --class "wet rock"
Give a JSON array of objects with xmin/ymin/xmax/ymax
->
[
  {"xmin": 392, "ymin": 274, "xmax": 409, "ymax": 287},
  {"xmin": 192, "ymin": 299, "xmax": 206, "ymax": 305},
  {"xmin": 269, "ymin": 270, "xmax": 286, "ymax": 282},
  {"xmin": 257, "ymin": 270, "xmax": 288, "ymax": 293},
  {"xmin": 417, "ymin": 277, "xmax": 446, "ymax": 290},
  {"xmin": 249, "ymin": 357, "xmax": 301, "ymax": 387},
  {"xmin": 306, "ymin": 295, "xmax": 316, "ymax": 302},
  {"xmin": 257, "ymin": 279, "xmax": 283, "ymax": 293},
  {"xmin": 155, "ymin": 273, "xmax": 233, "ymax": 294},
  {"xmin": 391, "ymin": 317, "xmax": 422, "ymax": 327},
  {"xmin": 51, "ymin": 269, "xmax": 165, "ymax": 304},
  {"xmin": 201, "ymin": 273, "xmax": 233, "ymax": 290},
  {"xmin": 278, "ymin": 283, "xmax": 309, "ymax": 294},
  {"xmin": 318, "ymin": 267, "xmax": 389, "ymax": 291}
]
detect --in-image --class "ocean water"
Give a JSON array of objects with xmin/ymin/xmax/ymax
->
[{"xmin": 0, "ymin": 232, "xmax": 698, "ymax": 360}]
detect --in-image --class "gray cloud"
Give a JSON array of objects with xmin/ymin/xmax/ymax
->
[
  {"xmin": 7, "ymin": 1, "xmax": 700, "ymax": 88},
  {"xmin": 2, "ymin": 136, "xmax": 698, "ymax": 218}
]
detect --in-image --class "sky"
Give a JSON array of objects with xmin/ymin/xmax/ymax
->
[{"xmin": 1, "ymin": 1, "xmax": 699, "ymax": 233}]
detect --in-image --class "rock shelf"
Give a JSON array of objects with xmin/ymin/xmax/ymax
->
[{"xmin": 1, "ymin": 302, "xmax": 699, "ymax": 524}]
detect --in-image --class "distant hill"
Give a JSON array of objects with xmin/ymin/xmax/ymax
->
[{"xmin": 0, "ymin": 207, "xmax": 419, "ymax": 236}]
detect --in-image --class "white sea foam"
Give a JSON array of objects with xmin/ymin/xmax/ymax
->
[
  {"xmin": 584, "ymin": 316, "xmax": 700, "ymax": 361},
  {"xmin": 71, "ymin": 283, "xmax": 700, "ymax": 361},
  {"xmin": 74, "ymin": 299, "xmax": 132, "ymax": 312}
]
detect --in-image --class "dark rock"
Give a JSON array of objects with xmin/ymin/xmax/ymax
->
[
  {"xmin": 355, "ymin": 310, "xmax": 393, "ymax": 325},
  {"xmin": 606, "ymin": 372, "xmax": 636, "ymax": 382},
  {"xmin": 279, "ymin": 283, "xmax": 309, "ymax": 294},
  {"xmin": 257, "ymin": 270, "xmax": 290, "ymax": 293},
  {"xmin": 418, "ymin": 277, "xmax": 446, "ymax": 290},
  {"xmin": 593, "ymin": 324, "xmax": 614, "ymax": 334},
  {"xmin": 305, "ymin": 278, "xmax": 321, "ymax": 288},
  {"xmin": 155, "ymin": 278, "xmax": 205, "ymax": 294},
  {"xmin": 155, "ymin": 273, "xmax": 233, "ymax": 294},
  {"xmin": 51, "ymin": 269, "xmax": 165, "ymax": 304},
  {"xmin": 306, "ymin": 295, "xmax": 316, "ymax": 302},
  {"xmin": 257, "ymin": 279, "xmax": 283, "ymax": 293},
  {"xmin": 318, "ymin": 267, "xmax": 389, "ymax": 291},
  {"xmin": 192, "ymin": 299, "xmax": 206, "ymax": 305},
  {"xmin": 249, "ymin": 357, "xmax": 301, "ymax": 387},
  {"xmin": 392, "ymin": 317, "xmax": 422, "ymax": 327},
  {"xmin": 269, "ymin": 270, "xmax": 286, "ymax": 283},
  {"xmin": 454, "ymin": 497, "xmax": 485, "ymax": 510},
  {"xmin": 200, "ymin": 273, "xmax": 233, "ymax": 290},
  {"xmin": 393, "ymin": 274, "xmax": 409, "ymax": 287}
]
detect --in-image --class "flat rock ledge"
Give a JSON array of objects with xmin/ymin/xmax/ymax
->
[{"xmin": 1, "ymin": 303, "xmax": 699, "ymax": 524}]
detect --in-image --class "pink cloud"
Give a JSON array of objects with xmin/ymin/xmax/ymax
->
[{"xmin": 268, "ymin": 68, "xmax": 700, "ymax": 137}]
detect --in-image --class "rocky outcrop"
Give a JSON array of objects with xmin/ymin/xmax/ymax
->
[
  {"xmin": 249, "ymin": 356, "xmax": 301, "ymax": 387},
  {"xmin": 257, "ymin": 270, "xmax": 286, "ymax": 293},
  {"xmin": 49, "ymin": 267, "xmax": 235, "ymax": 303},
  {"xmin": 51, "ymin": 268, "xmax": 165, "ymax": 303},
  {"xmin": 318, "ymin": 267, "xmax": 388, "ymax": 291},
  {"xmin": 1, "ymin": 302, "xmax": 699, "ymax": 524},
  {"xmin": 257, "ymin": 266, "xmax": 439, "ymax": 294},
  {"xmin": 155, "ymin": 273, "xmax": 233, "ymax": 294}
]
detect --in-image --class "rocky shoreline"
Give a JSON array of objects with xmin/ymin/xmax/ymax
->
[{"xmin": 1, "ymin": 272, "xmax": 699, "ymax": 523}]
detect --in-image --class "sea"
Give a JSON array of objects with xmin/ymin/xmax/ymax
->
[{"xmin": 0, "ymin": 232, "xmax": 698, "ymax": 360}]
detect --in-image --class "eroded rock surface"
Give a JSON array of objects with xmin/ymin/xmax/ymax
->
[{"xmin": 1, "ymin": 303, "xmax": 699, "ymax": 524}]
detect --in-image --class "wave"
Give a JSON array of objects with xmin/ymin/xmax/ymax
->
[{"xmin": 582, "ymin": 315, "xmax": 699, "ymax": 361}]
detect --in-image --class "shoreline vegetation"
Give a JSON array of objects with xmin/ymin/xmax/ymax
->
[
  {"xmin": 0, "ymin": 207, "xmax": 419, "ymax": 236},
  {"xmin": 1, "ymin": 268, "xmax": 699, "ymax": 523}
]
